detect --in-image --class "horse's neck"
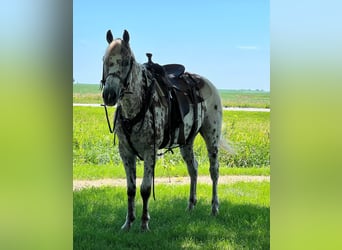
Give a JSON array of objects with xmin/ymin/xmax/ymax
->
[{"xmin": 119, "ymin": 63, "xmax": 144, "ymax": 119}]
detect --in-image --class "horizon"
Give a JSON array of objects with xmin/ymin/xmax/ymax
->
[{"xmin": 72, "ymin": 82, "xmax": 270, "ymax": 92}]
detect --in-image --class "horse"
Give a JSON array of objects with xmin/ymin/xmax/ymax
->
[{"xmin": 101, "ymin": 30, "xmax": 223, "ymax": 231}]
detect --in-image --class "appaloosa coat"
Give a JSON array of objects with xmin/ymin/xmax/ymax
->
[{"xmin": 101, "ymin": 30, "xmax": 222, "ymax": 231}]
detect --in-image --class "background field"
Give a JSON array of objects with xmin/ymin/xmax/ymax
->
[
  {"xmin": 73, "ymin": 83, "xmax": 270, "ymax": 108},
  {"xmin": 73, "ymin": 107, "xmax": 270, "ymax": 180}
]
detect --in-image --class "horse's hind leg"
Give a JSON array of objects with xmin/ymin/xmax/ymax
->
[
  {"xmin": 200, "ymin": 111, "xmax": 222, "ymax": 215},
  {"xmin": 180, "ymin": 140, "xmax": 198, "ymax": 211}
]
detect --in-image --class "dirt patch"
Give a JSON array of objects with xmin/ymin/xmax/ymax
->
[{"xmin": 73, "ymin": 175, "xmax": 270, "ymax": 191}]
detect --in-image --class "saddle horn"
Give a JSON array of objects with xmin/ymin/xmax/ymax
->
[{"xmin": 146, "ymin": 53, "xmax": 153, "ymax": 64}]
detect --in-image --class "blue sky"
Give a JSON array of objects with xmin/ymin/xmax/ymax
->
[{"xmin": 73, "ymin": 0, "xmax": 269, "ymax": 90}]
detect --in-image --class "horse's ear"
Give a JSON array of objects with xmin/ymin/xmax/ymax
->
[
  {"xmin": 123, "ymin": 30, "xmax": 130, "ymax": 44},
  {"xmin": 106, "ymin": 30, "xmax": 114, "ymax": 44}
]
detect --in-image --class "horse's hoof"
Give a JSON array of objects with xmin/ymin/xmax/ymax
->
[
  {"xmin": 187, "ymin": 198, "xmax": 197, "ymax": 212},
  {"xmin": 211, "ymin": 207, "xmax": 219, "ymax": 216},
  {"xmin": 187, "ymin": 203, "xmax": 196, "ymax": 212},
  {"xmin": 121, "ymin": 221, "xmax": 132, "ymax": 231},
  {"xmin": 140, "ymin": 222, "xmax": 150, "ymax": 232}
]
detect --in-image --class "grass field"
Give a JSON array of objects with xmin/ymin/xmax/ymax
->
[
  {"xmin": 73, "ymin": 84, "xmax": 270, "ymax": 108},
  {"xmin": 73, "ymin": 83, "xmax": 102, "ymax": 104},
  {"xmin": 219, "ymin": 89, "xmax": 270, "ymax": 108},
  {"xmin": 74, "ymin": 182, "xmax": 270, "ymax": 249},
  {"xmin": 73, "ymin": 107, "xmax": 270, "ymax": 179},
  {"xmin": 73, "ymin": 85, "xmax": 270, "ymax": 248}
]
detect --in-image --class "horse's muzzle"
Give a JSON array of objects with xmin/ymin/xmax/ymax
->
[{"xmin": 102, "ymin": 88, "xmax": 117, "ymax": 106}]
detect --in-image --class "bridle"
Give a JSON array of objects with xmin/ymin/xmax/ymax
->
[
  {"xmin": 100, "ymin": 57, "xmax": 134, "ymax": 92},
  {"xmin": 101, "ymin": 56, "xmax": 134, "ymax": 134}
]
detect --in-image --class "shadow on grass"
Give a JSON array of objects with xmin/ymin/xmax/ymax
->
[{"xmin": 74, "ymin": 185, "xmax": 269, "ymax": 249}]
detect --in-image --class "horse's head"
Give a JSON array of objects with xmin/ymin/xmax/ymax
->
[{"xmin": 101, "ymin": 30, "xmax": 134, "ymax": 106}]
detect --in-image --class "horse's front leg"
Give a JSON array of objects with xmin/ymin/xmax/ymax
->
[
  {"xmin": 120, "ymin": 147, "xmax": 137, "ymax": 231},
  {"xmin": 140, "ymin": 154, "xmax": 156, "ymax": 231}
]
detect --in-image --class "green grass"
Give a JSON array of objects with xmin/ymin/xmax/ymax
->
[
  {"xmin": 74, "ymin": 164, "xmax": 270, "ymax": 180},
  {"xmin": 73, "ymin": 83, "xmax": 104, "ymax": 104},
  {"xmin": 73, "ymin": 84, "xmax": 270, "ymax": 108},
  {"xmin": 219, "ymin": 89, "xmax": 270, "ymax": 108},
  {"xmin": 73, "ymin": 83, "xmax": 102, "ymax": 94},
  {"xmin": 73, "ymin": 96, "xmax": 270, "ymax": 248},
  {"xmin": 73, "ymin": 107, "xmax": 270, "ymax": 179},
  {"xmin": 74, "ymin": 182, "xmax": 270, "ymax": 249}
]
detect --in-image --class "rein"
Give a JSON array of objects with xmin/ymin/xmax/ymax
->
[{"xmin": 101, "ymin": 104, "xmax": 114, "ymax": 134}]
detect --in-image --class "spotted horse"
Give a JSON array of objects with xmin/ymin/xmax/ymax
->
[{"xmin": 101, "ymin": 30, "xmax": 223, "ymax": 231}]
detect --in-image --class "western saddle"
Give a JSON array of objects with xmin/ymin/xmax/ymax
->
[{"xmin": 144, "ymin": 53, "xmax": 205, "ymax": 148}]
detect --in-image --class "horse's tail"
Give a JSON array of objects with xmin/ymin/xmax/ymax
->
[
  {"xmin": 218, "ymin": 120, "xmax": 235, "ymax": 154},
  {"xmin": 219, "ymin": 137, "xmax": 235, "ymax": 155}
]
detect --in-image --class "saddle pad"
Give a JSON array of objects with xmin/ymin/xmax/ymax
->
[{"xmin": 198, "ymin": 77, "xmax": 213, "ymax": 100}]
